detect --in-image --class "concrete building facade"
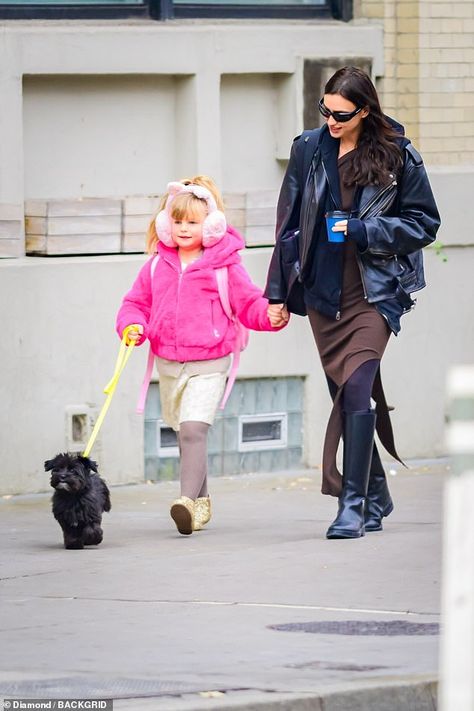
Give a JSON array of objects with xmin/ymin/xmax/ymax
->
[{"xmin": 0, "ymin": 0, "xmax": 473, "ymax": 494}]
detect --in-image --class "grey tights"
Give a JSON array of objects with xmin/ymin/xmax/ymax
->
[{"xmin": 177, "ymin": 421, "xmax": 210, "ymax": 500}]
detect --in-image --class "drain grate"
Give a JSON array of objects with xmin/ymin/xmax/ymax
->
[
  {"xmin": 0, "ymin": 677, "xmax": 232, "ymax": 699},
  {"xmin": 269, "ymin": 620, "xmax": 440, "ymax": 636}
]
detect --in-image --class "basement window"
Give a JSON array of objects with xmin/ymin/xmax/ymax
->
[
  {"xmin": 157, "ymin": 422, "xmax": 179, "ymax": 458},
  {"xmin": 238, "ymin": 413, "xmax": 288, "ymax": 452}
]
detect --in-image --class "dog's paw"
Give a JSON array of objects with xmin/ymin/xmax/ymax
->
[
  {"xmin": 64, "ymin": 538, "xmax": 84, "ymax": 550},
  {"xmin": 83, "ymin": 525, "xmax": 103, "ymax": 546}
]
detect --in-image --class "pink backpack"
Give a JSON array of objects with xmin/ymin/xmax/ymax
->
[
  {"xmin": 215, "ymin": 266, "xmax": 249, "ymax": 408},
  {"xmin": 136, "ymin": 256, "xmax": 249, "ymax": 413}
]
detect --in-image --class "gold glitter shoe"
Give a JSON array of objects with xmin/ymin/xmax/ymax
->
[
  {"xmin": 170, "ymin": 496, "xmax": 195, "ymax": 535},
  {"xmin": 193, "ymin": 496, "xmax": 211, "ymax": 531}
]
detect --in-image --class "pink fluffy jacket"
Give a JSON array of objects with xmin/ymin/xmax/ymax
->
[{"xmin": 116, "ymin": 225, "xmax": 285, "ymax": 362}]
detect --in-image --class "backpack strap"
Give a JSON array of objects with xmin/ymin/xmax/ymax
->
[
  {"xmin": 215, "ymin": 266, "xmax": 241, "ymax": 410},
  {"xmin": 299, "ymin": 128, "xmax": 324, "ymax": 190},
  {"xmin": 136, "ymin": 254, "xmax": 159, "ymax": 414},
  {"xmin": 215, "ymin": 266, "xmax": 233, "ymax": 321},
  {"xmin": 216, "ymin": 266, "xmax": 249, "ymax": 352}
]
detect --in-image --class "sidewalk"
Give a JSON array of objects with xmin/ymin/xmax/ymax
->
[{"xmin": 0, "ymin": 460, "xmax": 446, "ymax": 711}]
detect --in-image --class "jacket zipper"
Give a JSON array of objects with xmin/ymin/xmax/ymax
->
[
  {"xmin": 175, "ymin": 266, "xmax": 183, "ymax": 351},
  {"xmin": 322, "ymin": 160, "xmax": 344, "ymax": 321},
  {"xmin": 300, "ymin": 202, "xmax": 313, "ymax": 275},
  {"xmin": 358, "ymin": 179, "xmax": 397, "ymax": 220},
  {"xmin": 357, "ymin": 180, "xmax": 399, "ymax": 261},
  {"xmin": 355, "ymin": 253, "xmax": 369, "ymax": 301},
  {"xmin": 322, "ymin": 160, "xmax": 338, "ymax": 210}
]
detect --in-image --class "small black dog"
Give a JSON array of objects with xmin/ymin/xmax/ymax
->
[{"xmin": 45, "ymin": 453, "xmax": 111, "ymax": 550}]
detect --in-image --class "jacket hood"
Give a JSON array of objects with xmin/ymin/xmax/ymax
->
[
  {"xmin": 384, "ymin": 115, "xmax": 413, "ymax": 150},
  {"xmin": 385, "ymin": 115, "xmax": 405, "ymax": 136},
  {"xmin": 156, "ymin": 224, "xmax": 245, "ymax": 269}
]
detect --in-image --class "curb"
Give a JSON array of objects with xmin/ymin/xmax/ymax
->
[{"xmin": 114, "ymin": 678, "xmax": 438, "ymax": 711}]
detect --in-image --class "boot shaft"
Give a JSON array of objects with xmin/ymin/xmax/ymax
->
[
  {"xmin": 342, "ymin": 409, "xmax": 377, "ymax": 498},
  {"xmin": 327, "ymin": 409, "xmax": 376, "ymax": 539}
]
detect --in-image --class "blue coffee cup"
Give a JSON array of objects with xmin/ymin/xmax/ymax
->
[{"xmin": 325, "ymin": 211, "xmax": 349, "ymax": 243}]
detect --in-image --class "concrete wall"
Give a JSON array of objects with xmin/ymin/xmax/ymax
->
[
  {"xmin": 0, "ymin": 17, "xmax": 473, "ymax": 494},
  {"xmin": 221, "ymin": 74, "xmax": 288, "ymax": 192},
  {"xmin": 1, "ymin": 178, "xmax": 473, "ymax": 495},
  {"xmin": 0, "ymin": 21, "xmax": 384, "ymax": 257},
  {"xmin": 23, "ymin": 75, "xmax": 177, "ymax": 200},
  {"xmin": 0, "ymin": 250, "xmax": 322, "ymax": 495}
]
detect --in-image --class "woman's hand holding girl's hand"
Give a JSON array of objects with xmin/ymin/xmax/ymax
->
[
  {"xmin": 125, "ymin": 324, "xmax": 144, "ymax": 344},
  {"xmin": 267, "ymin": 303, "xmax": 290, "ymax": 328}
]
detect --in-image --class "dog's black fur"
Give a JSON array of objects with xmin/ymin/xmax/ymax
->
[{"xmin": 45, "ymin": 453, "xmax": 111, "ymax": 550}]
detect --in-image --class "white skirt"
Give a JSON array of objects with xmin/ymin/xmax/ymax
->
[{"xmin": 155, "ymin": 356, "xmax": 231, "ymax": 431}]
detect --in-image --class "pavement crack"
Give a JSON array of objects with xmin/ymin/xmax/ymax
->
[
  {"xmin": 22, "ymin": 595, "xmax": 439, "ymax": 617},
  {"xmin": 0, "ymin": 570, "xmax": 62, "ymax": 582}
]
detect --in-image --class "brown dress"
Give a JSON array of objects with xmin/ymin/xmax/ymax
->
[{"xmin": 308, "ymin": 151, "xmax": 398, "ymax": 497}]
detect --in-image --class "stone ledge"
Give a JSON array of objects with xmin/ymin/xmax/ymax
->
[{"xmin": 24, "ymin": 192, "xmax": 278, "ymax": 256}]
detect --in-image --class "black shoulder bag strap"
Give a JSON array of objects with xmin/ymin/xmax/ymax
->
[
  {"xmin": 298, "ymin": 128, "xmax": 324, "ymax": 191},
  {"xmin": 280, "ymin": 128, "xmax": 324, "ymax": 318}
]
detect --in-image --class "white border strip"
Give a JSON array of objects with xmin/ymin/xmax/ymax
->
[
  {"xmin": 446, "ymin": 422, "xmax": 474, "ymax": 453},
  {"xmin": 448, "ymin": 366, "xmax": 474, "ymax": 397}
]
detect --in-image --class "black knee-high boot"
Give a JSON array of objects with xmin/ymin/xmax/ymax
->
[
  {"xmin": 326, "ymin": 410, "xmax": 376, "ymax": 539},
  {"xmin": 364, "ymin": 444, "xmax": 394, "ymax": 532}
]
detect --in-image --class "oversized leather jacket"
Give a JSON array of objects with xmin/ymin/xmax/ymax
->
[{"xmin": 264, "ymin": 123, "xmax": 441, "ymax": 334}]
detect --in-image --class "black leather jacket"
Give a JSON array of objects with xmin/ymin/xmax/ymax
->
[{"xmin": 264, "ymin": 123, "xmax": 441, "ymax": 334}]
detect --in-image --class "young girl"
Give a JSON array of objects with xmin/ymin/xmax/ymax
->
[{"xmin": 116, "ymin": 175, "xmax": 288, "ymax": 536}]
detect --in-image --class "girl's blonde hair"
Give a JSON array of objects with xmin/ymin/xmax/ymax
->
[{"xmin": 145, "ymin": 175, "xmax": 224, "ymax": 254}]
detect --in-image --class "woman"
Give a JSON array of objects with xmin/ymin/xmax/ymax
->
[{"xmin": 265, "ymin": 66, "xmax": 440, "ymax": 539}]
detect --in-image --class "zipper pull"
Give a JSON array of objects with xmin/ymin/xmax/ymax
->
[{"xmin": 336, "ymin": 311, "xmax": 341, "ymax": 321}]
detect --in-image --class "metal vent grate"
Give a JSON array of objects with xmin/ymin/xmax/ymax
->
[{"xmin": 0, "ymin": 677, "xmax": 228, "ymax": 699}]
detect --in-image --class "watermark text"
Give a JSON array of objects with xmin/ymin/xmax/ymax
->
[{"xmin": 3, "ymin": 701, "xmax": 113, "ymax": 710}]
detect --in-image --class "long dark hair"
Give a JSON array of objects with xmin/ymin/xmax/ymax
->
[{"xmin": 325, "ymin": 66, "xmax": 403, "ymax": 186}]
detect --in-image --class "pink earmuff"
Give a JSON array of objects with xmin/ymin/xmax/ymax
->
[{"xmin": 155, "ymin": 181, "xmax": 227, "ymax": 248}]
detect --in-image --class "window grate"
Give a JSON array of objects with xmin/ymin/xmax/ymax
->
[
  {"xmin": 238, "ymin": 413, "xmax": 287, "ymax": 452},
  {"xmin": 157, "ymin": 422, "xmax": 179, "ymax": 457}
]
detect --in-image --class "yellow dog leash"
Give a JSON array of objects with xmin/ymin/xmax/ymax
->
[{"xmin": 82, "ymin": 326, "xmax": 137, "ymax": 458}]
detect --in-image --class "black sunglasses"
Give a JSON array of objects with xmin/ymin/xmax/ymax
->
[{"xmin": 318, "ymin": 99, "xmax": 363, "ymax": 123}]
